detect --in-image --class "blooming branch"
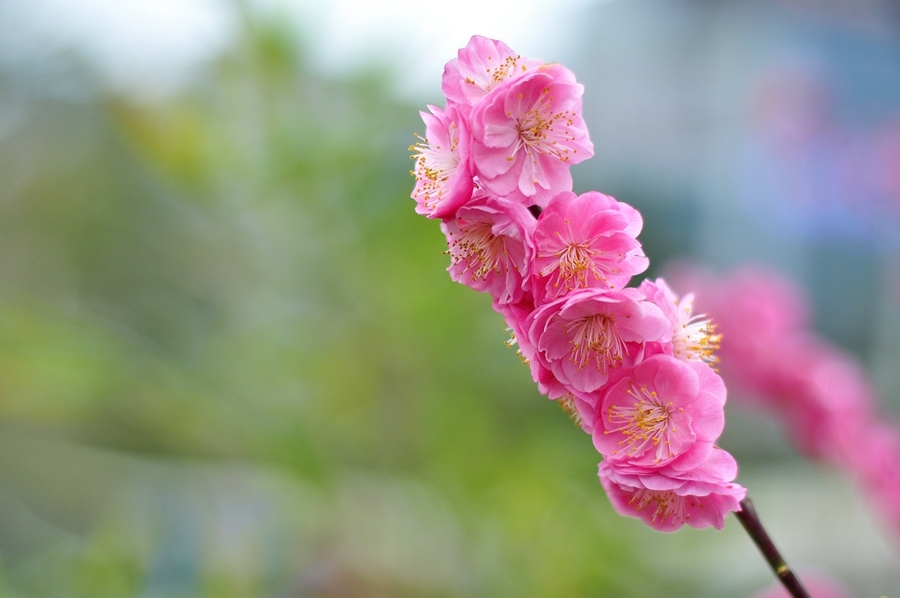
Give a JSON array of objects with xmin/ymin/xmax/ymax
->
[{"xmin": 409, "ymin": 35, "xmax": 815, "ymax": 594}]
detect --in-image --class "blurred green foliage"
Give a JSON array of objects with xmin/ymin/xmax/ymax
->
[{"xmin": 0, "ymin": 7, "xmax": 770, "ymax": 598}]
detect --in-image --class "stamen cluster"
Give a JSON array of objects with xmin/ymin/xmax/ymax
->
[{"xmin": 410, "ymin": 36, "xmax": 746, "ymax": 531}]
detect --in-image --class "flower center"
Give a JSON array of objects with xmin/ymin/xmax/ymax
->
[
  {"xmin": 448, "ymin": 221, "xmax": 509, "ymax": 281},
  {"xmin": 628, "ymin": 489, "xmax": 691, "ymax": 527},
  {"xmin": 410, "ymin": 124, "xmax": 460, "ymax": 211},
  {"xmin": 540, "ymin": 239, "xmax": 617, "ymax": 297},
  {"xmin": 673, "ymin": 300, "xmax": 721, "ymax": 366},
  {"xmin": 465, "ymin": 54, "xmax": 525, "ymax": 94},
  {"xmin": 565, "ymin": 313, "xmax": 627, "ymax": 371},
  {"xmin": 511, "ymin": 88, "xmax": 578, "ymax": 162},
  {"xmin": 605, "ymin": 383, "xmax": 683, "ymax": 462}
]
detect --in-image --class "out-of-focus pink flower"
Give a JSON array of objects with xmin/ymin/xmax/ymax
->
[
  {"xmin": 767, "ymin": 336, "xmax": 876, "ymax": 460},
  {"xmin": 845, "ymin": 421, "xmax": 900, "ymax": 540},
  {"xmin": 532, "ymin": 191, "xmax": 648, "ymax": 303},
  {"xmin": 593, "ymin": 355, "xmax": 726, "ymax": 471},
  {"xmin": 677, "ymin": 266, "xmax": 809, "ymax": 396},
  {"xmin": 526, "ymin": 288, "xmax": 669, "ymax": 396},
  {"xmin": 441, "ymin": 35, "xmax": 541, "ymax": 110},
  {"xmin": 640, "ymin": 278, "xmax": 721, "ymax": 366},
  {"xmin": 411, "ymin": 104, "xmax": 473, "ymax": 220},
  {"xmin": 442, "ymin": 194, "xmax": 535, "ymax": 304},
  {"xmin": 470, "ymin": 64, "xmax": 593, "ymax": 206},
  {"xmin": 598, "ymin": 448, "xmax": 746, "ymax": 531}
]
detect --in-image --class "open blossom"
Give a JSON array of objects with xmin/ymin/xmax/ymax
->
[
  {"xmin": 527, "ymin": 288, "xmax": 670, "ymax": 397},
  {"xmin": 442, "ymin": 194, "xmax": 535, "ymax": 304},
  {"xmin": 442, "ymin": 35, "xmax": 542, "ymax": 110},
  {"xmin": 410, "ymin": 103, "xmax": 473, "ymax": 220},
  {"xmin": 599, "ymin": 448, "xmax": 747, "ymax": 531},
  {"xmin": 640, "ymin": 278, "xmax": 720, "ymax": 365},
  {"xmin": 533, "ymin": 191, "xmax": 648, "ymax": 303},
  {"xmin": 593, "ymin": 355, "xmax": 726, "ymax": 470},
  {"xmin": 470, "ymin": 63, "xmax": 593, "ymax": 206}
]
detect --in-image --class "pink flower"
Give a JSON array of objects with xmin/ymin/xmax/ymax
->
[
  {"xmin": 527, "ymin": 288, "xmax": 670, "ymax": 397},
  {"xmin": 470, "ymin": 64, "xmax": 593, "ymax": 206},
  {"xmin": 533, "ymin": 191, "xmax": 649, "ymax": 303},
  {"xmin": 640, "ymin": 278, "xmax": 720, "ymax": 366},
  {"xmin": 598, "ymin": 448, "xmax": 746, "ymax": 531},
  {"xmin": 593, "ymin": 355, "xmax": 726, "ymax": 470},
  {"xmin": 441, "ymin": 35, "xmax": 541, "ymax": 110},
  {"xmin": 410, "ymin": 104, "xmax": 474, "ymax": 220},
  {"xmin": 442, "ymin": 194, "xmax": 535, "ymax": 304}
]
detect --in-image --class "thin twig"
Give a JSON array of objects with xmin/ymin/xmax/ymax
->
[{"xmin": 735, "ymin": 498, "xmax": 811, "ymax": 598}]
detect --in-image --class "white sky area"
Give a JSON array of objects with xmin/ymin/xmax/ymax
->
[{"xmin": 0, "ymin": 0, "xmax": 602, "ymax": 101}]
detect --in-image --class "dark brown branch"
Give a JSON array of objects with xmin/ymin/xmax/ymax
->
[{"xmin": 735, "ymin": 498, "xmax": 811, "ymax": 598}]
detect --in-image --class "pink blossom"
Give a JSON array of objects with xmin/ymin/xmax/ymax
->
[
  {"xmin": 532, "ymin": 191, "xmax": 649, "ymax": 303},
  {"xmin": 598, "ymin": 448, "xmax": 746, "ymax": 531},
  {"xmin": 470, "ymin": 64, "xmax": 593, "ymax": 206},
  {"xmin": 442, "ymin": 194, "xmax": 536, "ymax": 304},
  {"xmin": 441, "ymin": 35, "xmax": 541, "ymax": 109},
  {"xmin": 640, "ymin": 278, "xmax": 720, "ymax": 366},
  {"xmin": 410, "ymin": 103, "xmax": 474, "ymax": 220},
  {"xmin": 593, "ymin": 355, "xmax": 726, "ymax": 470},
  {"xmin": 526, "ymin": 288, "xmax": 670, "ymax": 397}
]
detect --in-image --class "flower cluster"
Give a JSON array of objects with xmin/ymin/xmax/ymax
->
[
  {"xmin": 676, "ymin": 265, "xmax": 900, "ymax": 541},
  {"xmin": 411, "ymin": 36, "xmax": 746, "ymax": 531}
]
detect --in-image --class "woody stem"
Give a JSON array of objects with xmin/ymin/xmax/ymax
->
[{"xmin": 735, "ymin": 498, "xmax": 810, "ymax": 598}]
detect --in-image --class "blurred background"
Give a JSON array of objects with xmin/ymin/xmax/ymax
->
[{"xmin": 0, "ymin": 0, "xmax": 898, "ymax": 596}]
